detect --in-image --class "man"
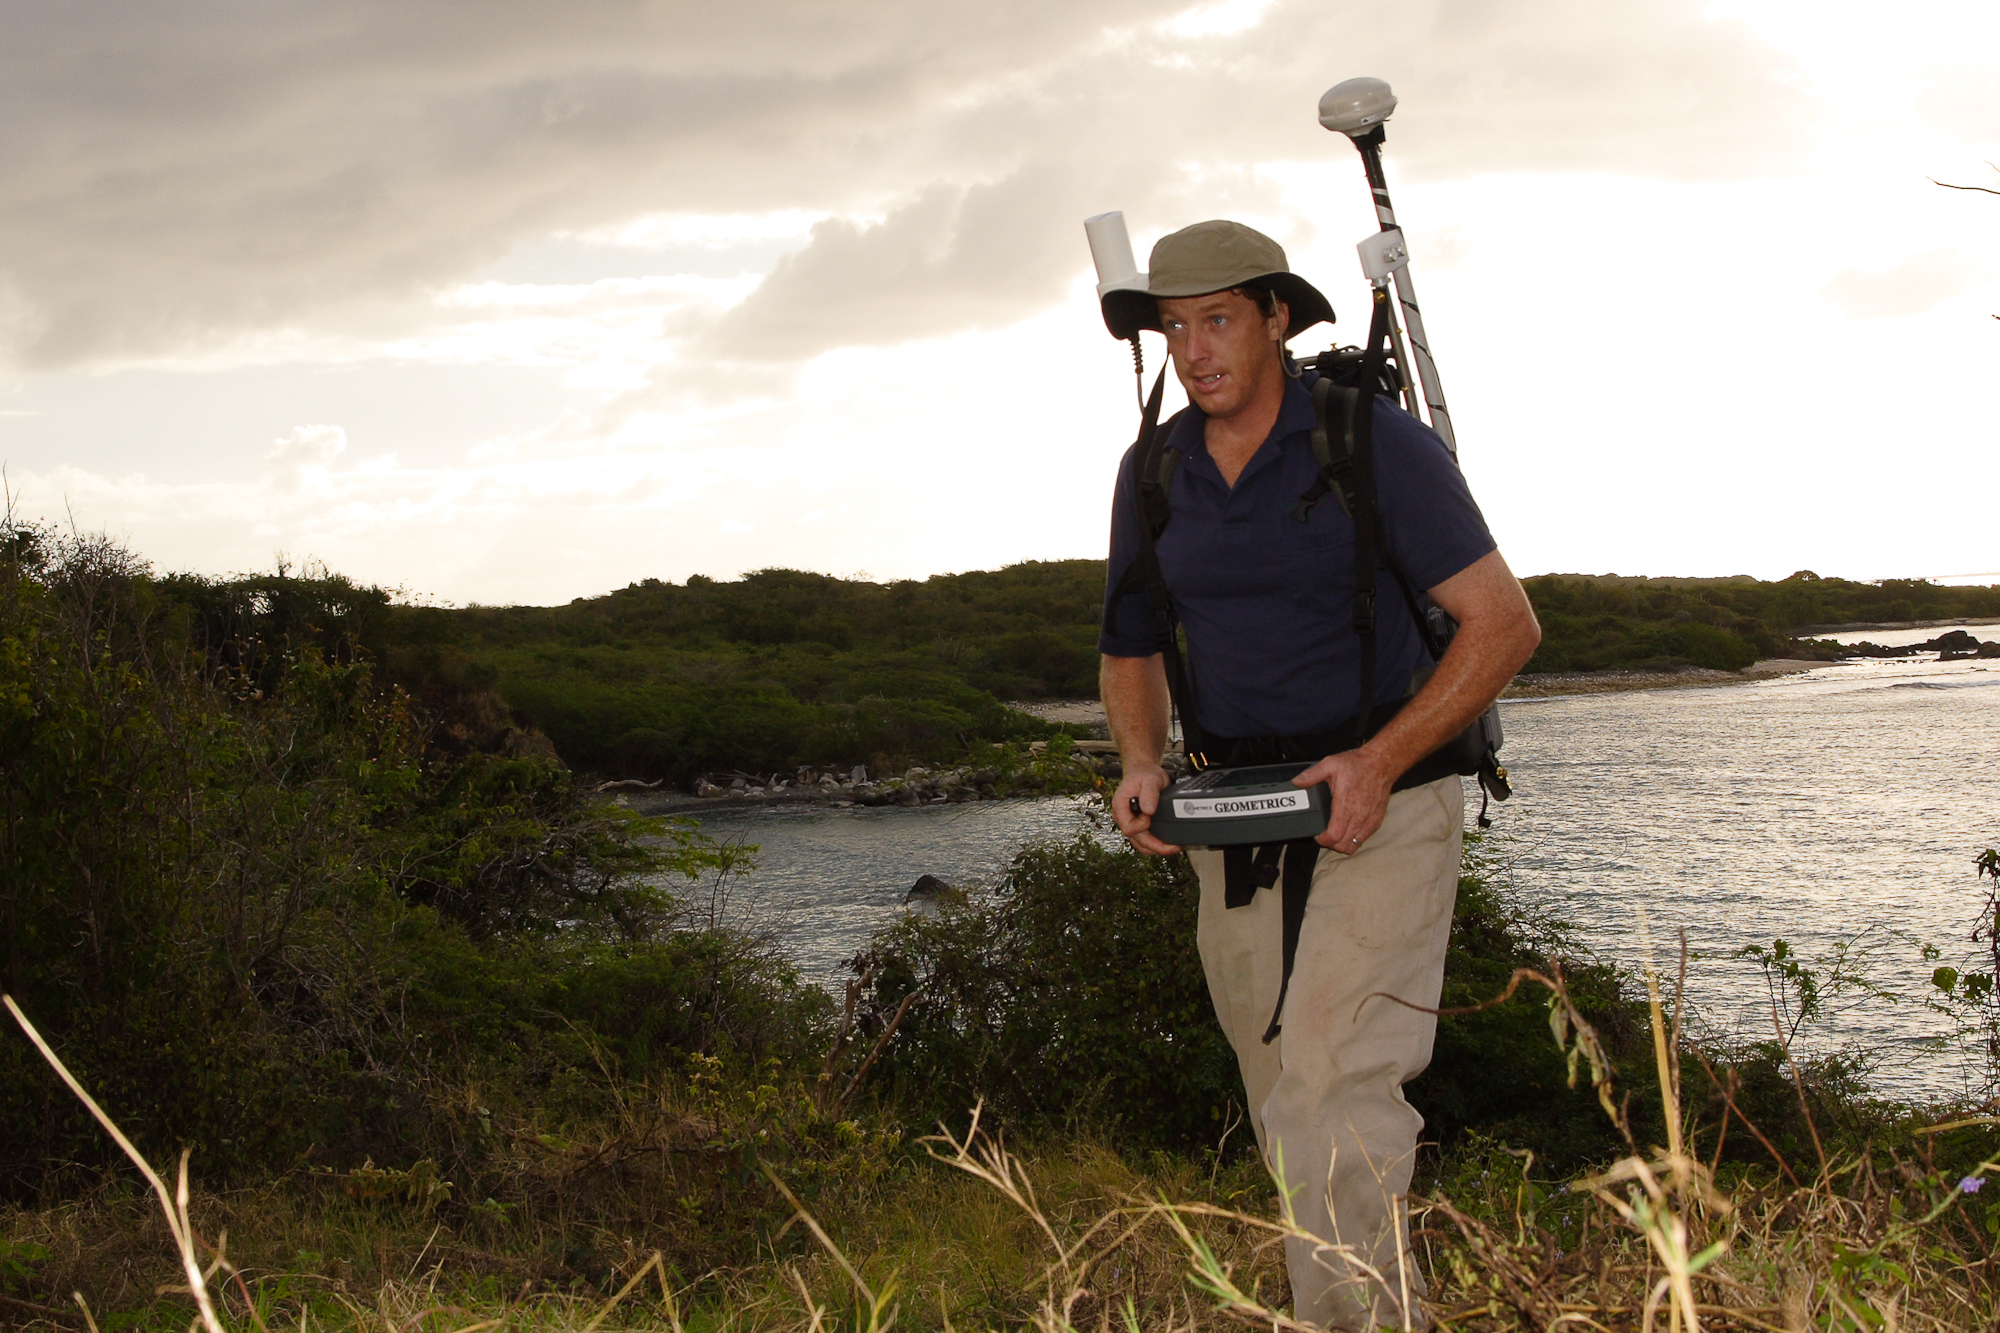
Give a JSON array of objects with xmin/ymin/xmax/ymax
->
[{"xmin": 1098, "ymin": 220, "xmax": 1541, "ymax": 1330}]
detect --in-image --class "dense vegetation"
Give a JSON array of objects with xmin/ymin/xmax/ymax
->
[
  {"xmin": 400, "ymin": 563, "xmax": 1105, "ymax": 783},
  {"xmin": 0, "ymin": 524, "xmax": 1652, "ymax": 1194},
  {"xmin": 8, "ymin": 530, "xmax": 2000, "ymax": 1325},
  {"xmin": 359, "ymin": 563, "xmax": 2000, "ymax": 782},
  {"xmin": 0, "ymin": 525, "xmax": 830, "ymax": 1195},
  {"xmin": 1520, "ymin": 570, "xmax": 2000, "ymax": 672},
  {"xmin": 850, "ymin": 834, "xmax": 1658, "ymax": 1174}
]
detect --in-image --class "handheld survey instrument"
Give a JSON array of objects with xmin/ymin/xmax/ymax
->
[
  {"xmin": 1086, "ymin": 77, "xmax": 1510, "ymax": 846},
  {"xmin": 1140, "ymin": 762, "xmax": 1330, "ymax": 848}
]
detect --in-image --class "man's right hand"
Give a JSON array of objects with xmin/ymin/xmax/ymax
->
[{"xmin": 1111, "ymin": 763, "xmax": 1181, "ymax": 855}]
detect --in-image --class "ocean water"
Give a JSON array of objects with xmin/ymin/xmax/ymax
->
[
  {"xmin": 686, "ymin": 635, "xmax": 2000, "ymax": 1100},
  {"xmin": 683, "ymin": 795, "xmax": 1121, "ymax": 979},
  {"xmin": 1499, "ymin": 650, "xmax": 2000, "ymax": 1100}
]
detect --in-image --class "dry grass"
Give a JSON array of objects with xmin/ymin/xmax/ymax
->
[
  {"xmin": 1416, "ymin": 1155, "xmax": 1999, "ymax": 1331},
  {"xmin": 1400, "ymin": 949, "xmax": 2000, "ymax": 1333},
  {"xmin": 5, "ymin": 1104, "xmax": 2000, "ymax": 1332},
  {"xmin": 10, "ymin": 944, "xmax": 2000, "ymax": 1333},
  {"xmin": 0, "ymin": 1123, "xmax": 1288, "ymax": 1332}
]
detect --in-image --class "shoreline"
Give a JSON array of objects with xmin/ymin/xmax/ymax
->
[
  {"xmin": 629, "ymin": 747, "xmax": 1105, "ymax": 818},
  {"xmin": 1794, "ymin": 617, "xmax": 2000, "ymax": 635},
  {"xmin": 630, "ymin": 659, "xmax": 1832, "ymax": 815},
  {"xmin": 1500, "ymin": 657, "xmax": 1823, "ymax": 698},
  {"xmin": 1009, "ymin": 657, "xmax": 1829, "ymax": 726}
]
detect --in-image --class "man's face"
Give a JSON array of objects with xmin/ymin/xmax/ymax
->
[{"xmin": 1157, "ymin": 289, "xmax": 1289, "ymax": 422}]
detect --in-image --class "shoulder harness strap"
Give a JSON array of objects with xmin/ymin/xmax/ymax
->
[
  {"xmin": 1292, "ymin": 288, "xmax": 1394, "ymax": 736},
  {"xmin": 1289, "ymin": 375, "xmax": 1359, "ymax": 522},
  {"xmin": 1120, "ymin": 368, "xmax": 1211, "ymax": 766},
  {"xmin": 1293, "ymin": 298, "xmax": 1515, "ymax": 819}
]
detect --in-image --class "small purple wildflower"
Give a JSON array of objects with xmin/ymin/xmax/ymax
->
[{"xmin": 1960, "ymin": 1175, "xmax": 1985, "ymax": 1194}]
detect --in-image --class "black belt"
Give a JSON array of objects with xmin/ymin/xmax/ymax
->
[{"xmin": 1199, "ymin": 694, "xmax": 1472, "ymax": 791}]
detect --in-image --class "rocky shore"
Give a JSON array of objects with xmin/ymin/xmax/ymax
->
[
  {"xmin": 622, "ymin": 658, "xmax": 1843, "ymax": 814},
  {"xmin": 1793, "ymin": 616, "xmax": 2000, "ymax": 635},
  {"xmin": 1840, "ymin": 628, "xmax": 2000, "ymax": 661},
  {"xmin": 628, "ymin": 743, "xmax": 1114, "ymax": 817},
  {"xmin": 1004, "ymin": 658, "xmax": 1828, "ymax": 728},
  {"xmin": 1501, "ymin": 657, "xmax": 1823, "ymax": 698}
]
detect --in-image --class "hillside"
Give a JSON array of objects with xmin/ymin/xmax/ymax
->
[
  {"xmin": 380, "ymin": 561, "xmax": 1109, "ymax": 782},
  {"xmin": 371, "ymin": 564, "xmax": 2000, "ymax": 782},
  {"xmin": 44, "ymin": 540, "xmax": 1989, "ymax": 785},
  {"xmin": 1520, "ymin": 570, "xmax": 2000, "ymax": 671}
]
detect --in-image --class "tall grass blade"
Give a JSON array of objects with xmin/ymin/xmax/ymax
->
[{"xmin": 3, "ymin": 994, "xmax": 226, "ymax": 1333}]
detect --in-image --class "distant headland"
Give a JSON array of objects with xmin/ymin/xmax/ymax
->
[
  {"xmin": 11, "ymin": 530, "xmax": 1995, "ymax": 791},
  {"xmin": 295, "ymin": 559, "xmax": 2000, "ymax": 789}
]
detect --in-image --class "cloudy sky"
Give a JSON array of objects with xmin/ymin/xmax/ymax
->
[{"xmin": 2, "ymin": 0, "xmax": 1995, "ymax": 604}]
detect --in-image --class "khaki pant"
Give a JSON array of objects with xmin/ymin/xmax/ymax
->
[{"xmin": 1189, "ymin": 776, "xmax": 1463, "ymax": 1332}]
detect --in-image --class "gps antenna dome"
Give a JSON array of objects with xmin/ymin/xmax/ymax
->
[{"xmin": 1317, "ymin": 77, "xmax": 1396, "ymax": 137}]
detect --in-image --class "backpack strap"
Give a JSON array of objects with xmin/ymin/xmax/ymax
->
[
  {"xmin": 1288, "ymin": 375, "xmax": 1359, "ymax": 521},
  {"xmin": 1310, "ymin": 334, "xmax": 1514, "ymax": 819},
  {"xmin": 1222, "ymin": 840, "xmax": 1286, "ymax": 908},
  {"xmin": 1118, "ymin": 367, "xmax": 1212, "ymax": 768},
  {"xmin": 1317, "ymin": 288, "xmax": 1392, "ymax": 738},
  {"xmin": 1220, "ymin": 835, "xmax": 1324, "ymax": 1044},
  {"xmin": 1347, "ymin": 321, "xmax": 1382, "ymax": 740},
  {"xmin": 1151, "ymin": 447, "xmax": 1183, "ymax": 525}
]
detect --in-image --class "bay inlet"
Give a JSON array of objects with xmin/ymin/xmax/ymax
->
[{"xmin": 683, "ymin": 631, "xmax": 2000, "ymax": 1102}]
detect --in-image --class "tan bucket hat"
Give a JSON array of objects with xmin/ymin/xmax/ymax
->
[{"xmin": 1100, "ymin": 220, "xmax": 1335, "ymax": 341}]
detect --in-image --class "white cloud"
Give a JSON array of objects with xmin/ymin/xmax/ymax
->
[
  {"xmin": 1167, "ymin": 0, "xmax": 1277, "ymax": 38},
  {"xmin": 565, "ymin": 210, "xmax": 830, "ymax": 251},
  {"xmin": 379, "ymin": 274, "xmax": 758, "ymax": 390},
  {"xmin": 263, "ymin": 424, "xmax": 347, "ymax": 490},
  {"xmin": 0, "ymin": 0, "xmax": 1814, "ymax": 376},
  {"xmin": 1823, "ymin": 249, "xmax": 1983, "ymax": 320},
  {"xmin": 6, "ymin": 0, "xmax": 1999, "ymax": 601}
]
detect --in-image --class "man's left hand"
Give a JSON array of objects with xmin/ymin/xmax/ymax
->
[{"xmin": 1293, "ymin": 748, "xmax": 1396, "ymax": 853}]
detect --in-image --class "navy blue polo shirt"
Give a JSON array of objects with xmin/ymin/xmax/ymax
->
[{"xmin": 1099, "ymin": 375, "xmax": 1495, "ymax": 740}]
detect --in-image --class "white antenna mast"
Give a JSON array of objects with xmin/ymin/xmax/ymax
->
[{"xmin": 1319, "ymin": 77, "xmax": 1458, "ymax": 457}]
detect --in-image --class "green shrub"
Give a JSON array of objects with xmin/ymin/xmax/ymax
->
[
  {"xmin": 1408, "ymin": 855, "xmax": 1653, "ymax": 1173},
  {"xmin": 850, "ymin": 829, "xmax": 1659, "ymax": 1171},
  {"xmin": 0, "ymin": 526, "xmax": 828, "ymax": 1194},
  {"xmin": 1663, "ymin": 621, "xmax": 1759, "ymax": 671},
  {"xmin": 851, "ymin": 834, "xmax": 1241, "ymax": 1150}
]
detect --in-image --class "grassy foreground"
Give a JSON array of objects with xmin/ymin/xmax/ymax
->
[
  {"xmin": 9, "ymin": 850, "xmax": 2000, "ymax": 1332},
  {"xmin": 6, "ymin": 1043, "xmax": 2000, "ymax": 1332}
]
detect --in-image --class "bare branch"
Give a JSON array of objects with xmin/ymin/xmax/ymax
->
[{"xmin": 1932, "ymin": 177, "xmax": 2000, "ymax": 197}]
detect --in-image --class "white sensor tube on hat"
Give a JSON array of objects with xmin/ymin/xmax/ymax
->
[{"xmin": 1084, "ymin": 211, "xmax": 1145, "ymax": 297}]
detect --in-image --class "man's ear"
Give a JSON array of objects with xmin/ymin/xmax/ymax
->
[{"xmin": 1269, "ymin": 299, "xmax": 1291, "ymax": 342}]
